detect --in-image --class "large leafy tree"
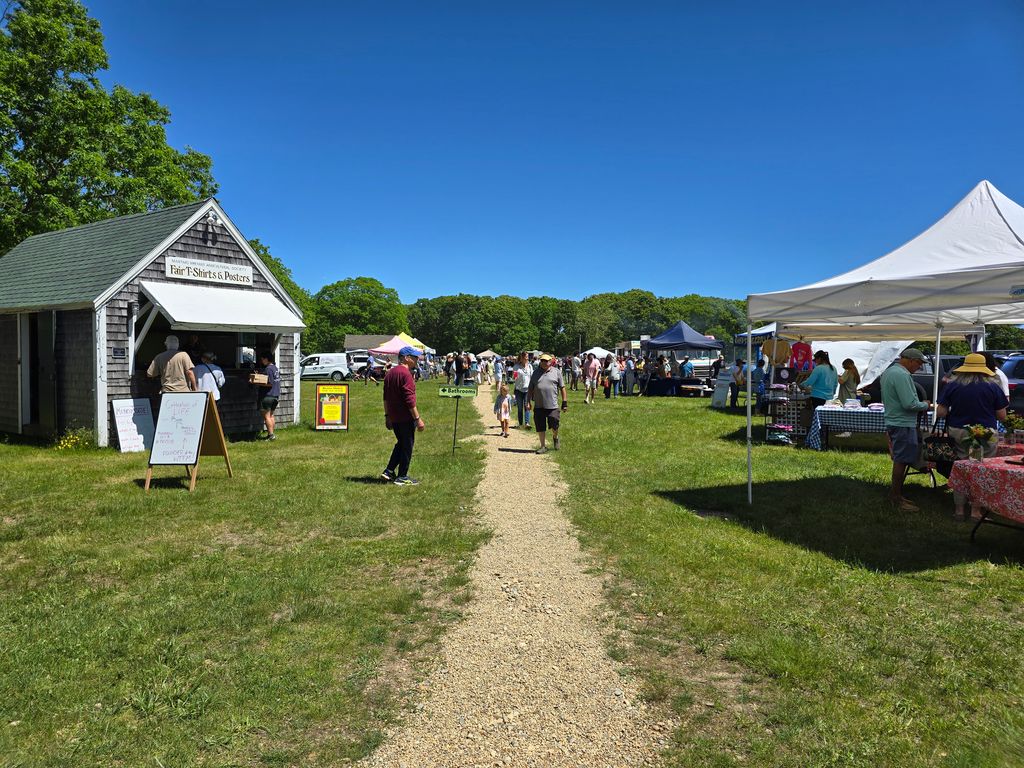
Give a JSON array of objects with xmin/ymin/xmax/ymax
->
[
  {"xmin": 310, "ymin": 277, "xmax": 407, "ymax": 352},
  {"xmin": 0, "ymin": 0, "xmax": 217, "ymax": 254}
]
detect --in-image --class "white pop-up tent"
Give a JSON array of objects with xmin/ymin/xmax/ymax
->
[{"xmin": 743, "ymin": 180, "xmax": 1024, "ymax": 503}]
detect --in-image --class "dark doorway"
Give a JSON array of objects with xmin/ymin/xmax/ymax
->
[{"xmin": 22, "ymin": 311, "xmax": 57, "ymax": 435}]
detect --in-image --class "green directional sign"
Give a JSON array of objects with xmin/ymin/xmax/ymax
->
[{"xmin": 439, "ymin": 385, "xmax": 478, "ymax": 398}]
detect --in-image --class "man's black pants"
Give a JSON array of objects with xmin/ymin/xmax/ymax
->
[{"xmin": 387, "ymin": 420, "xmax": 416, "ymax": 477}]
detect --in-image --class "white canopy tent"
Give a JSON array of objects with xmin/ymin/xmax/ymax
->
[
  {"xmin": 583, "ymin": 346, "xmax": 614, "ymax": 359},
  {"xmin": 743, "ymin": 180, "xmax": 1024, "ymax": 503}
]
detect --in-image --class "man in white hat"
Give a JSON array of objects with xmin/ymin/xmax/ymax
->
[{"xmin": 146, "ymin": 335, "xmax": 196, "ymax": 394}]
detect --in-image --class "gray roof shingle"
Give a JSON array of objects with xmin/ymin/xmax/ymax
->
[{"xmin": 0, "ymin": 201, "xmax": 209, "ymax": 310}]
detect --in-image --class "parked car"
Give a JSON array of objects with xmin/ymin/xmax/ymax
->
[
  {"xmin": 348, "ymin": 349, "xmax": 385, "ymax": 380},
  {"xmin": 999, "ymin": 354, "xmax": 1024, "ymax": 411},
  {"xmin": 911, "ymin": 354, "xmax": 964, "ymax": 398},
  {"xmin": 299, "ymin": 353, "xmax": 350, "ymax": 381}
]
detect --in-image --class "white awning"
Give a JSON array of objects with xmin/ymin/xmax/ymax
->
[{"xmin": 139, "ymin": 280, "xmax": 305, "ymax": 333}]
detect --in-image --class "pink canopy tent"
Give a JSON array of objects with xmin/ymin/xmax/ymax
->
[{"xmin": 369, "ymin": 335, "xmax": 407, "ymax": 355}]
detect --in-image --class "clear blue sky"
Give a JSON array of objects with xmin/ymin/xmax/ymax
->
[{"xmin": 87, "ymin": 0, "xmax": 1024, "ymax": 304}]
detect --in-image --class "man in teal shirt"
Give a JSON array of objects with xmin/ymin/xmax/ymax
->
[{"xmin": 880, "ymin": 348, "xmax": 931, "ymax": 511}]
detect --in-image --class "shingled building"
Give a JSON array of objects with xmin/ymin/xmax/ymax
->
[{"xmin": 0, "ymin": 199, "xmax": 305, "ymax": 446}]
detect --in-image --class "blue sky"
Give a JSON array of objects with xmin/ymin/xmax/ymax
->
[{"xmin": 87, "ymin": 1, "xmax": 1024, "ymax": 303}]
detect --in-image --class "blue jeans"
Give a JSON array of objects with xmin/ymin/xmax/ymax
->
[{"xmin": 515, "ymin": 390, "xmax": 531, "ymax": 426}]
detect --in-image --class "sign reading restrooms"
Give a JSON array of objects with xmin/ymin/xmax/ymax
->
[
  {"xmin": 165, "ymin": 255, "xmax": 253, "ymax": 286},
  {"xmin": 315, "ymin": 384, "xmax": 349, "ymax": 430}
]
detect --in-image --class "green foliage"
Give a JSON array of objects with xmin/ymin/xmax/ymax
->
[
  {"xmin": 408, "ymin": 289, "xmax": 747, "ymax": 355},
  {"xmin": 248, "ymin": 237, "xmax": 314, "ymax": 319},
  {"xmin": 309, "ymin": 277, "xmax": 408, "ymax": 352},
  {"xmin": 0, "ymin": 0, "xmax": 217, "ymax": 255}
]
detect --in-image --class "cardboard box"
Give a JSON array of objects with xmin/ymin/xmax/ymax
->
[{"xmin": 251, "ymin": 373, "xmax": 269, "ymax": 386}]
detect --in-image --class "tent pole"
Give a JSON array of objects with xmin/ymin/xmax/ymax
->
[
  {"xmin": 932, "ymin": 325, "xmax": 943, "ymax": 424},
  {"xmin": 746, "ymin": 321, "xmax": 753, "ymax": 505}
]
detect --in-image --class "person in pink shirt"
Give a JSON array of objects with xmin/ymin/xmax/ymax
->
[{"xmin": 583, "ymin": 352, "xmax": 601, "ymax": 405}]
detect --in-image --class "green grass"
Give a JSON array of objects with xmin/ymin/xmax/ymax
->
[
  {"xmin": 553, "ymin": 390, "xmax": 1024, "ymax": 768},
  {"xmin": 0, "ymin": 380, "xmax": 485, "ymax": 767}
]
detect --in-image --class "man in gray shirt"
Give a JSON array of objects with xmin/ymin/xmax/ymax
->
[{"xmin": 527, "ymin": 353, "xmax": 568, "ymax": 454}]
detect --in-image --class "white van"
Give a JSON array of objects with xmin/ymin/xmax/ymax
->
[{"xmin": 300, "ymin": 354, "xmax": 351, "ymax": 381}]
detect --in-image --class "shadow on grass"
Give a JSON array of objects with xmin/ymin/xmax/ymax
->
[
  {"xmin": 131, "ymin": 475, "xmax": 192, "ymax": 491},
  {"xmin": 654, "ymin": 478, "xmax": 1024, "ymax": 572},
  {"xmin": 345, "ymin": 475, "xmax": 390, "ymax": 485},
  {"xmin": 719, "ymin": 423, "xmax": 892, "ymax": 453}
]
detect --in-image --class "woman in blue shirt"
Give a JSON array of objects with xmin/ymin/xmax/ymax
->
[{"xmin": 801, "ymin": 350, "xmax": 838, "ymax": 407}]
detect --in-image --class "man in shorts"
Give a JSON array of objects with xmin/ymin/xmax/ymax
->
[
  {"xmin": 527, "ymin": 353, "xmax": 568, "ymax": 454},
  {"xmin": 880, "ymin": 348, "xmax": 931, "ymax": 511},
  {"xmin": 252, "ymin": 351, "xmax": 282, "ymax": 441},
  {"xmin": 583, "ymin": 352, "xmax": 600, "ymax": 404}
]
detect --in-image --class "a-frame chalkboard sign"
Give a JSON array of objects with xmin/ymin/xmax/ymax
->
[{"xmin": 144, "ymin": 391, "xmax": 233, "ymax": 492}]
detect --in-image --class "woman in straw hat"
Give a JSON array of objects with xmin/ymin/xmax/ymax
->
[{"xmin": 935, "ymin": 353, "xmax": 1009, "ymax": 520}]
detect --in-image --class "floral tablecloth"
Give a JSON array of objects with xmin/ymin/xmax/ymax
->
[
  {"xmin": 995, "ymin": 443, "xmax": 1024, "ymax": 457},
  {"xmin": 948, "ymin": 457, "xmax": 1024, "ymax": 525}
]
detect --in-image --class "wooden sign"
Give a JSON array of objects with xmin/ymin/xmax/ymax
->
[
  {"xmin": 112, "ymin": 398, "xmax": 155, "ymax": 452},
  {"xmin": 439, "ymin": 385, "xmax": 478, "ymax": 398},
  {"xmin": 145, "ymin": 391, "xmax": 232, "ymax": 492},
  {"xmin": 315, "ymin": 383, "xmax": 349, "ymax": 430}
]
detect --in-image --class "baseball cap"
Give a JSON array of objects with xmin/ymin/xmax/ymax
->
[
  {"xmin": 399, "ymin": 346, "xmax": 423, "ymax": 357},
  {"xmin": 539, "ymin": 353, "xmax": 553, "ymax": 362},
  {"xmin": 900, "ymin": 348, "xmax": 926, "ymax": 361}
]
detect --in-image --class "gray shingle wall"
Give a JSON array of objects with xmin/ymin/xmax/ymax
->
[
  {"xmin": 0, "ymin": 315, "xmax": 18, "ymax": 432},
  {"xmin": 103, "ymin": 221, "xmax": 298, "ymax": 441},
  {"xmin": 55, "ymin": 309, "xmax": 96, "ymax": 433}
]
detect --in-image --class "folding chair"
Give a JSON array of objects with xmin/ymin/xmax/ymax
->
[{"xmin": 887, "ymin": 432, "xmax": 937, "ymax": 488}]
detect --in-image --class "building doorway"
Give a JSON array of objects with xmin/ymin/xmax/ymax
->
[{"xmin": 20, "ymin": 311, "xmax": 57, "ymax": 435}]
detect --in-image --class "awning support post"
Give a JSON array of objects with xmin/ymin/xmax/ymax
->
[
  {"xmin": 134, "ymin": 305, "xmax": 160, "ymax": 353},
  {"xmin": 932, "ymin": 325, "xmax": 943, "ymax": 423}
]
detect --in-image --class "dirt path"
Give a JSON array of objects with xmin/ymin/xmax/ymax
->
[{"xmin": 363, "ymin": 383, "xmax": 661, "ymax": 768}]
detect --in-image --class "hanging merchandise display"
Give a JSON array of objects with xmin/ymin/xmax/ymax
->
[
  {"xmin": 790, "ymin": 338, "xmax": 814, "ymax": 371},
  {"xmin": 761, "ymin": 337, "xmax": 791, "ymax": 366}
]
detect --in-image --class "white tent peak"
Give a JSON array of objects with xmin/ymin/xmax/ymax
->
[{"xmin": 748, "ymin": 179, "xmax": 1024, "ymax": 327}]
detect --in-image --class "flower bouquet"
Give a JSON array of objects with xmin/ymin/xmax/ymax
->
[{"xmin": 964, "ymin": 424, "xmax": 995, "ymax": 460}]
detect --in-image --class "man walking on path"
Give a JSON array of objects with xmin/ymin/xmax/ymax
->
[
  {"xmin": 513, "ymin": 352, "xmax": 533, "ymax": 429},
  {"xmin": 527, "ymin": 353, "xmax": 568, "ymax": 454},
  {"xmin": 382, "ymin": 346, "xmax": 426, "ymax": 486},
  {"xmin": 583, "ymin": 352, "xmax": 600, "ymax": 404},
  {"xmin": 881, "ymin": 348, "xmax": 931, "ymax": 511}
]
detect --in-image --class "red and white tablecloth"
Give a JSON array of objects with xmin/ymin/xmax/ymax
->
[
  {"xmin": 995, "ymin": 443, "xmax": 1024, "ymax": 457},
  {"xmin": 948, "ymin": 456, "xmax": 1024, "ymax": 525}
]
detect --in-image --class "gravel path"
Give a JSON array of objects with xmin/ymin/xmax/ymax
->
[{"xmin": 363, "ymin": 384, "xmax": 661, "ymax": 768}]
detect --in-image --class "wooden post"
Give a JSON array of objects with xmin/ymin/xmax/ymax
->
[{"xmin": 451, "ymin": 396, "xmax": 460, "ymax": 455}]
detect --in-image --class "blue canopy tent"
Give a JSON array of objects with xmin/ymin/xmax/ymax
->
[{"xmin": 643, "ymin": 321, "xmax": 724, "ymax": 351}]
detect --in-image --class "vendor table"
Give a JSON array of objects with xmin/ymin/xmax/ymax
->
[
  {"xmin": 948, "ymin": 456, "xmax": 1024, "ymax": 541},
  {"xmin": 642, "ymin": 376, "xmax": 680, "ymax": 397},
  {"xmin": 805, "ymin": 406, "xmax": 944, "ymax": 451}
]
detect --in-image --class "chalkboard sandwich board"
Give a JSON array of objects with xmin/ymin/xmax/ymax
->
[{"xmin": 145, "ymin": 391, "xmax": 233, "ymax": 492}]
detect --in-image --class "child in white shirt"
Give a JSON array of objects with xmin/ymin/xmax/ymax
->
[{"xmin": 493, "ymin": 383, "xmax": 513, "ymax": 438}]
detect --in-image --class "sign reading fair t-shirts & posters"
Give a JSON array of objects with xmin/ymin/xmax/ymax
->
[{"xmin": 315, "ymin": 384, "xmax": 349, "ymax": 430}]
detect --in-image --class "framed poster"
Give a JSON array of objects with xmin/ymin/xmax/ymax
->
[
  {"xmin": 315, "ymin": 383, "xmax": 349, "ymax": 430},
  {"xmin": 710, "ymin": 378, "xmax": 732, "ymax": 409}
]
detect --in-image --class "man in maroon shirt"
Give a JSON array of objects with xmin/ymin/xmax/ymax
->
[{"xmin": 382, "ymin": 346, "xmax": 426, "ymax": 485}]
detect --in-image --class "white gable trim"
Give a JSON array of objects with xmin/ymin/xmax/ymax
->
[
  {"xmin": 93, "ymin": 200, "xmax": 304, "ymax": 319},
  {"xmin": 206, "ymin": 200, "xmax": 304, "ymax": 319}
]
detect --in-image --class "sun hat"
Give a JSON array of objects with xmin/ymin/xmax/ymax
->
[
  {"xmin": 900, "ymin": 348, "xmax": 926, "ymax": 361},
  {"xmin": 399, "ymin": 345, "xmax": 423, "ymax": 358},
  {"xmin": 953, "ymin": 353, "xmax": 993, "ymax": 375}
]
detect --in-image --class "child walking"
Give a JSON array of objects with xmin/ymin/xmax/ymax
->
[{"xmin": 494, "ymin": 383, "xmax": 513, "ymax": 438}]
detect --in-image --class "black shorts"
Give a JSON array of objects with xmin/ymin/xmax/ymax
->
[
  {"xmin": 261, "ymin": 395, "xmax": 279, "ymax": 412},
  {"xmin": 533, "ymin": 407, "xmax": 560, "ymax": 433}
]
